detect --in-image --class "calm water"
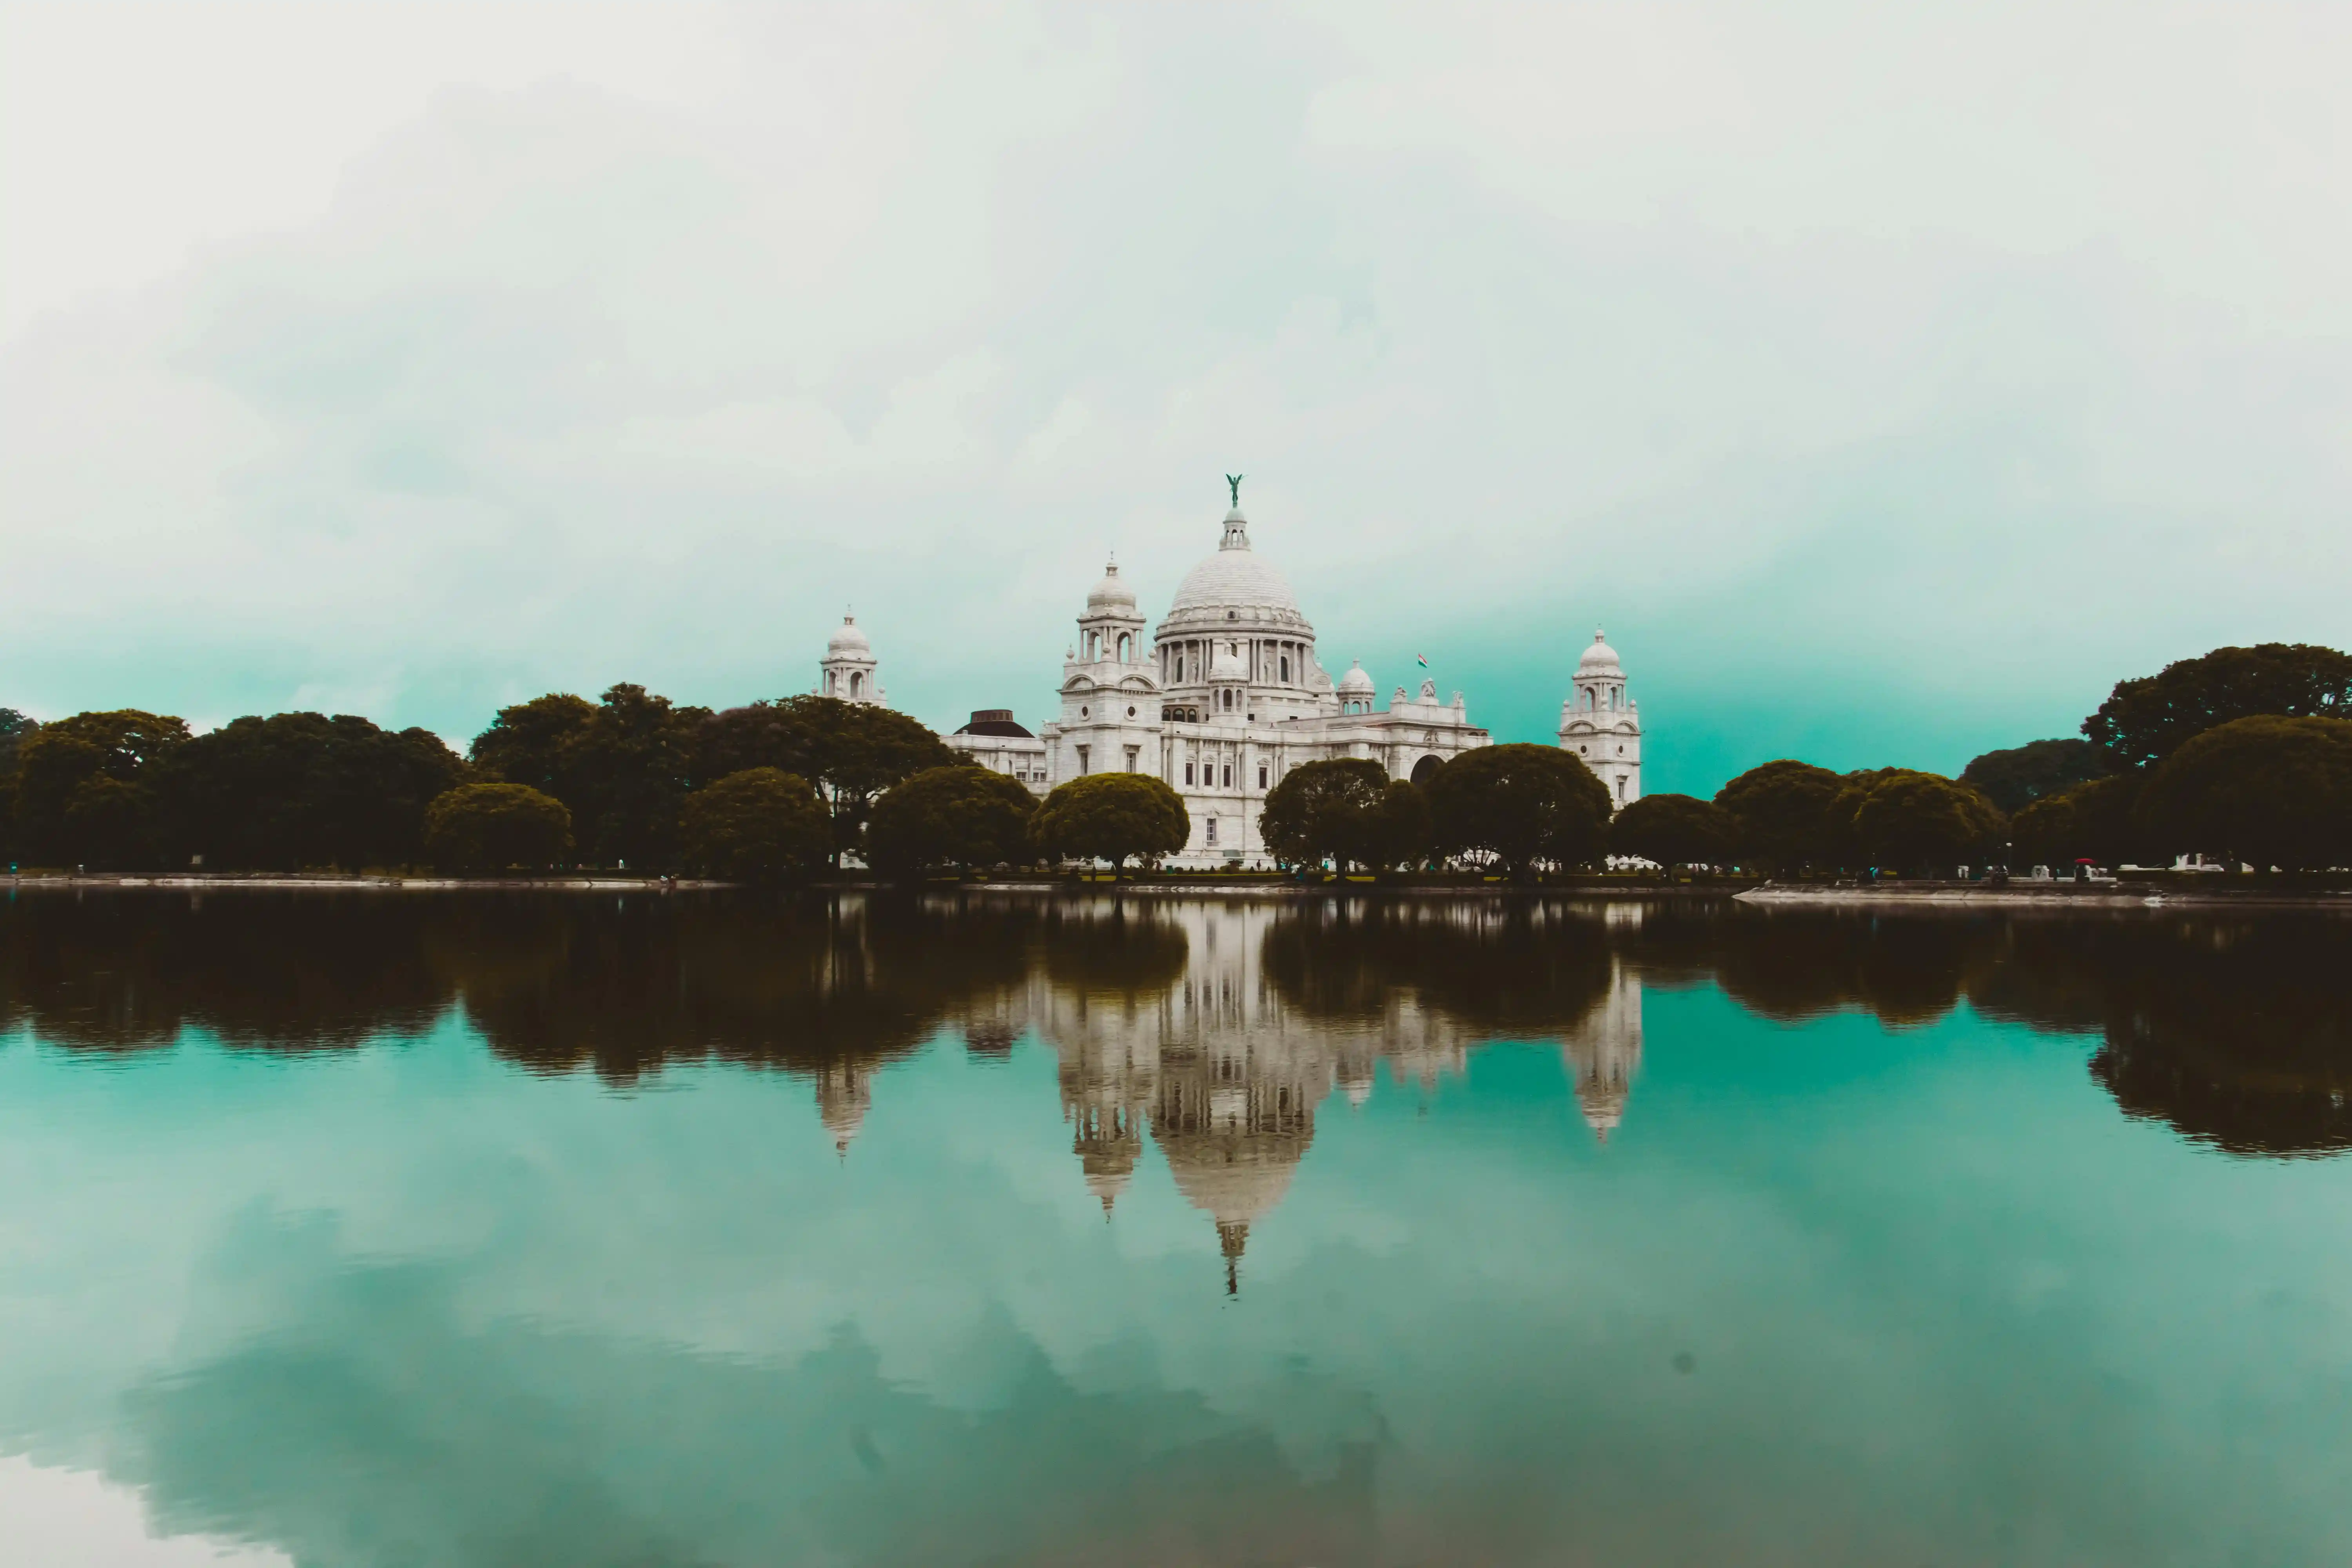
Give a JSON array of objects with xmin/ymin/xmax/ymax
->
[{"xmin": 2, "ymin": 890, "xmax": 2349, "ymax": 1568}]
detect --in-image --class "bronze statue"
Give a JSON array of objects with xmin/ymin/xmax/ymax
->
[{"xmin": 1225, "ymin": 473, "xmax": 1243, "ymax": 507}]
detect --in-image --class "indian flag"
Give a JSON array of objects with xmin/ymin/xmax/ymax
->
[{"xmin": 1416, "ymin": 654, "xmax": 1429, "ymax": 668}]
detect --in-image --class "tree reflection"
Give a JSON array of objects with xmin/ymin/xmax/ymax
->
[
  {"xmin": 5, "ymin": 890, "xmax": 2348, "ymax": 1175},
  {"xmin": 1997, "ymin": 916, "xmax": 2352, "ymax": 1157},
  {"xmin": 0, "ymin": 892, "xmax": 449, "ymax": 1051}
]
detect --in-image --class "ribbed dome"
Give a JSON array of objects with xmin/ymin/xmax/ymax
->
[
  {"xmin": 1086, "ymin": 559, "xmax": 1136, "ymax": 613},
  {"xmin": 1336, "ymin": 659, "xmax": 1375, "ymax": 694},
  {"xmin": 1578, "ymin": 629, "xmax": 1621, "ymax": 672},
  {"xmin": 828, "ymin": 615, "xmax": 871, "ymax": 655},
  {"xmin": 1166, "ymin": 508, "xmax": 1303, "ymax": 620}
]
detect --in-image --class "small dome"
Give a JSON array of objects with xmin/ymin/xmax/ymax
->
[
  {"xmin": 1087, "ymin": 559, "xmax": 1136, "ymax": 613},
  {"xmin": 1578, "ymin": 629, "xmax": 1621, "ymax": 672},
  {"xmin": 1336, "ymin": 659, "xmax": 1374, "ymax": 694},
  {"xmin": 828, "ymin": 615, "xmax": 871, "ymax": 655},
  {"xmin": 1209, "ymin": 642, "xmax": 1249, "ymax": 681}
]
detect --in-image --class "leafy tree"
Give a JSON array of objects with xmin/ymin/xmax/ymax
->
[
  {"xmin": 699, "ymin": 696, "xmax": 957, "ymax": 865},
  {"xmin": 679, "ymin": 768, "xmax": 830, "ymax": 884},
  {"xmin": 424, "ymin": 782, "xmax": 574, "ymax": 873},
  {"xmin": 1424, "ymin": 743, "xmax": 1610, "ymax": 878},
  {"xmin": 2136, "ymin": 715, "xmax": 2352, "ymax": 871},
  {"xmin": 2009, "ymin": 774, "xmax": 2147, "ymax": 870},
  {"xmin": 567, "ymin": 684, "xmax": 711, "ymax": 870},
  {"xmin": 1715, "ymin": 760, "xmax": 1845, "ymax": 874},
  {"xmin": 1032, "ymin": 773, "xmax": 1189, "ymax": 874},
  {"xmin": 166, "ymin": 712, "xmax": 466, "ymax": 870},
  {"xmin": 865, "ymin": 764, "xmax": 1037, "ymax": 878},
  {"xmin": 2085, "ymin": 642, "xmax": 2352, "ymax": 770},
  {"xmin": 1258, "ymin": 758, "xmax": 1390, "ymax": 870},
  {"xmin": 1839, "ymin": 770, "xmax": 2006, "ymax": 875},
  {"xmin": 1609, "ymin": 793, "xmax": 1739, "ymax": 870},
  {"xmin": 0, "ymin": 708, "xmax": 33, "ymax": 769},
  {"xmin": 1365, "ymin": 780, "xmax": 1434, "ymax": 873},
  {"xmin": 470, "ymin": 693, "xmax": 595, "ymax": 799},
  {"xmin": 0, "ymin": 708, "xmax": 31, "ymax": 862},
  {"xmin": 15, "ymin": 710, "xmax": 191, "ymax": 868},
  {"xmin": 1958, "ymin": 738, "xmax": 2107, "ymax": 815}
]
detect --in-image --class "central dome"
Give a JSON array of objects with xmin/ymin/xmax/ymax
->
[{"xmin": 1160, "ymin": 506, "xmax": 1310, "ymax": 632}]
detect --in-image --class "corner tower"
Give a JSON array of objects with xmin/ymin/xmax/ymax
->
[
  {"xmin": 1559, "ymin": 629, "xmax": 1640, "ymax": 808},
  {"xmin": 818, "ymin": 614, "xmax": 885, "ymax": 706}
]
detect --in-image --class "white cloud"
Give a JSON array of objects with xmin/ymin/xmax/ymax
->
[{"xmin": 2, "ymin": 1, "xmax": 2348, "ymax": 780}]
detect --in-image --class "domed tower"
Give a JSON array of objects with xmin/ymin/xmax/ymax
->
[
  {"xmin": 1077, "ymin": 559, "xmax": 1146, "ymax": 667},
  {"xmin": 1558, "ymin": 629, "xmax": 1640, "ymax": 809},
  {"xmin": 1055, "ymin": 558, "xmax": 1163, "ymax": 780},
  {"xmin": 1153, "ymin": 482, "xmax": 1323, "ymax": 725},
  {"xmin": 1336, "ymin": 659, "xmax": 1376, "ymax": 715},
  {"xmin": 818, "ymin": 614, "xmax": 885, "ymax": 706}
]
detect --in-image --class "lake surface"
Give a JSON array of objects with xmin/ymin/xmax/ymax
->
[{"xmin": 3, "ymin": 889, "xmax": 2349, "ymax": 1568}]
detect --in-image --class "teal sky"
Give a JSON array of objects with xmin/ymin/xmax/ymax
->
[{"xmin": 5, "ymin": 3, "xmax": 2349, "ymax": 797}]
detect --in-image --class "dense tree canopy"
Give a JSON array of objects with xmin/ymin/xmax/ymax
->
[
  {"xmin": 1365, "ymin": 780, "xmax": 1434, "ymax": 872},
  {"xmin": 0, "ymin": 708, "xmax": 31, "ymax": 862},
  {"xmin": 2084, "ymin": 642, "xmax": 2352, "ymax": 770},
  {"xmin": 1609, "ymin": 793, "xmax": 1739, "ymax": 869},
  {"xmin": 2007, "ymin": 774, "xmax": 2149, "ymax": 870},
  {"xmin": 1958, "ymin": 738, "xmax": 2107, "ymax": 815},
  {"xmin": 14, "ymin": 710, "xmax": 191, "ymax": 868},
  {"xmin": 1837, "ymin": 770, "xmax": 2006, "ymax": 874},
  {"xmin": 679, "ymin": 768, "xmax": 831, "ymax": 884},
  {"xmin": 1033, "ymin": 773, "xmax": 1189, "ymax": 873},
  {"xmin": 1258, "ymin": 758, "xmax": 1391, "ymax": 871},
  {"xmin": 470, "ymin": 685, "xmax": 719, "ymax": 871},
  {"xmin": 2136, "ymin": 716, "xmax": 2352, "ymax": 871},
  {"xmin": 0, "ymin": 708, "xmax": 33, "ymax": 769},
  {"xmin": 1425, "ymin": 743, "xmax": 1610, "ymax": 877},
  {"xmin": 699, "ymin": 696, "xmax": 958, "ymax": 864},
  {"xmin": 865, "ymin": 764, "xmax": 1038, "ymax": 878},
  {"xmin": 568, "ymin": 684, "xmax": 713, "ymax": 870},
  {"xmin": 468, "ymin": 693, "xmax": 595, "ymax": 800},
  {"xmin": 1714, "ymin": 760, "xmax": 1844, "ymax": 874},
  {"xmin": 424, "ymin": 782, "xmax": 574, "ymax": 873},
  {"xmin": 172, "ymin": 712, "xmax": 466, "ymax": 871}
]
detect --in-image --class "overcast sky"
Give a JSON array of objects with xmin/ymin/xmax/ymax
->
[{"xmin": 4, "ymin": 1, "xmax": 2347, "ymax": 794}]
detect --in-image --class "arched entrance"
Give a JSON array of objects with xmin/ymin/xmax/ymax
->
[{"xmin": 1411, "ymin": 754, "xmax": 1444, "ymax": 786}]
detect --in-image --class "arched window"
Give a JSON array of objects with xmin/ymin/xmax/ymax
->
[
  {"xmin": 1118, "ymin": 633, "xmax": 1131, "ymax": 661},
  {"xmin": 1279, "ymin": 655, "xmax": 1290, "ymax": 682},
  {"xmin": 825, "ymin": 671, "xmax": 836, "ymax": 695},
  {"xmin": 850, "ymin": 672, "xmax": 864, "ymax": 698}
]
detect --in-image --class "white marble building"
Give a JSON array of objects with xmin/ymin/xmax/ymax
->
[
  {"xmin": 839, "ymin": 486, "xmax": 1644, "ymax": 864},
  {"xmin": 1038, "ymin": 496, "xmax": 1505, "ymax": 866}
]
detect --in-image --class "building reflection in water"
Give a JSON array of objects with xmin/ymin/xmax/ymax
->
[
  {"xmin": 941, "ymin": 896, "xmax": 1643, "ymax": 1289},
  {"xmin": 7, "ymin": 890, "xmax": 2347, "ymax": 1265}
]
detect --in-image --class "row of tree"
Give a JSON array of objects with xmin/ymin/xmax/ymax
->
[
  {"xmin": 5, "ymin": 641, "xmax": 2345, "ymax": 878},
  {"xmin": 0, "ymin": 689, "xmax": 958, "ymax": 876},
  {"xmin": 1606, "ymin": 642, "xmax": 2352, "ymax": 876}
]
